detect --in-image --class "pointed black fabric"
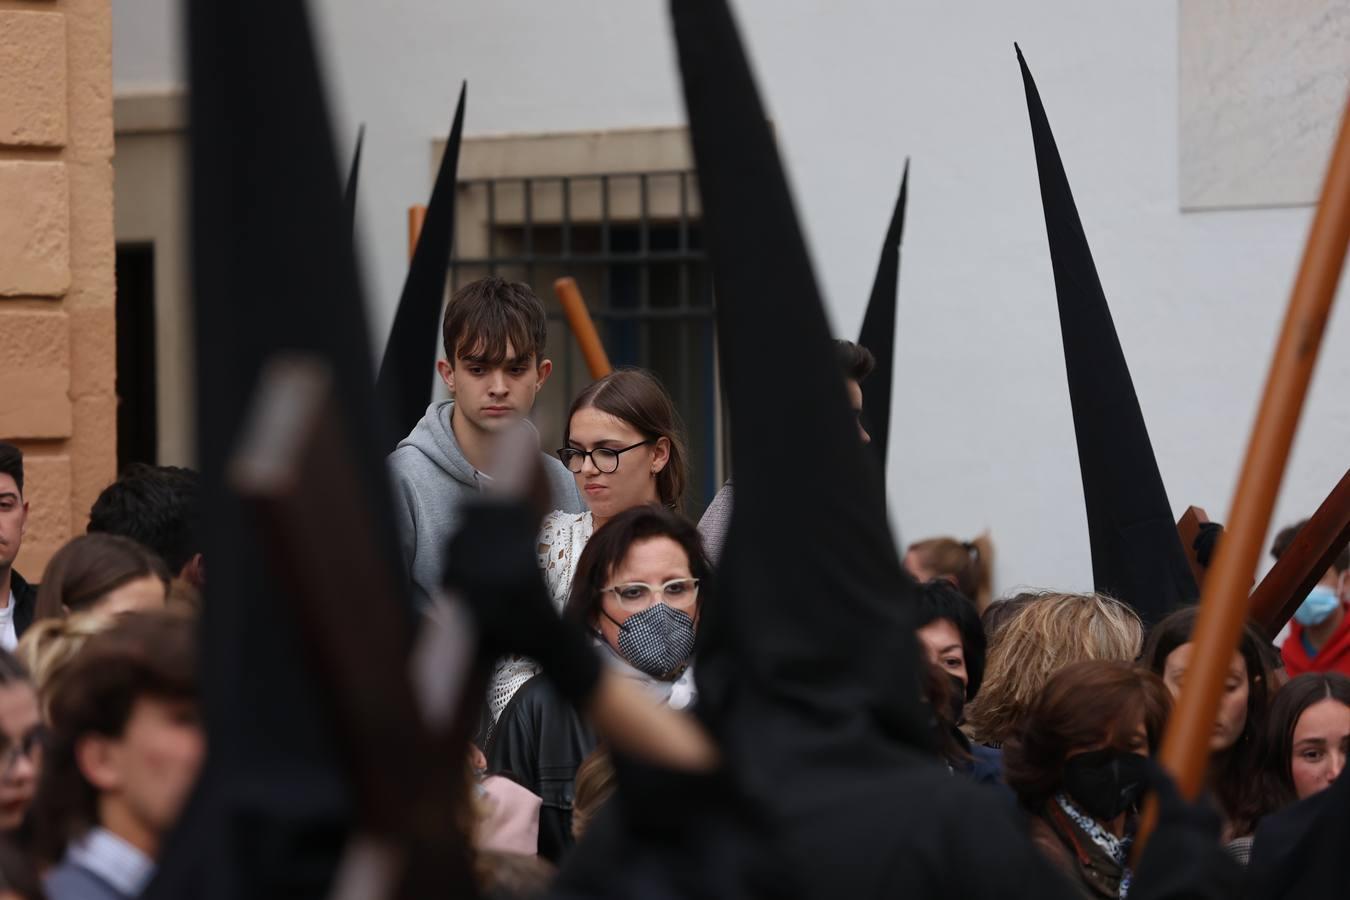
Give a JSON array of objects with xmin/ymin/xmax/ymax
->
[
  {"xmin": 376, "ymin": 84, "xmax": 466, "ymax": 453},
  {"xmin": 149, "ymin": 2, "xmax": 409, "ymax": 896},
  {"xmin": 344, "ymin": 124, "xmax": 364, "ymax": 236},
  {"xmin": 857, "ymin": 162, "xmax": 907, "ymax": 482},
  {"xmin": 1017, "ymin": 45, "xmax": 1196, "ymax": 625}
]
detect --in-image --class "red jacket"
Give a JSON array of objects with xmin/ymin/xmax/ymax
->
[{"xmin": 1282, "ymin": 609, "xmax": 1350, "ymax": 678}]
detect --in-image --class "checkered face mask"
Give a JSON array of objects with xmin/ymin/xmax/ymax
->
[{"xmin": 608, "ymin": 603, "xmax": 696, "ymax": 678}]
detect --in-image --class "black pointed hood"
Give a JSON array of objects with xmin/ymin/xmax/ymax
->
[
  {"xmin": 671, "ymin": 0, "xmax": 927, "ymax": 760},
  {"xmin": 344, "ymin": 124, "xmax": 364, "ymax": 235},
  {"xmin": 154, "ymin": 1, "xmax": 408, "ymax": 893},
  {"xmin": 857, "ymin": 162, "xmax": 907, "ymax": 481},
  {"xmin": 376, "ymin": 84, "xmax": 466, "ymax": 452},
  {"xmin": 1017, "ymin": 45, "xmax": 1196, "ymax": 624}
]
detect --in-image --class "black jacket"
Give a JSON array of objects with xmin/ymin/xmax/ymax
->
[
  {"xmin": 486, "ymin": 673, "xmax": 596, "ymax": 863},
  {"xmin": 9, "ymin": 570, "xmax": 35, "ymax": 639}
]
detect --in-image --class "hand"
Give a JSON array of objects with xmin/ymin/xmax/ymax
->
[{"xmin": 442, "ymin": 501, "xmax": 601, "ymax": 704}]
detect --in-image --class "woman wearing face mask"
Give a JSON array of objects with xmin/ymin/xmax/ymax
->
[
  {"xmin": 485, "ymin": 505, "xmax": 707, "ymax": 862},
  {"xmin": 1004, "ymin": 660, "xmax": 1171, "ymax": 899},
  {"xmin": 1279, "ymin": 559, "xmax": 1350, "ymax": 679},
  {"xmin": 1140, "ymin": 607, "xmax": 1272, "ymax": 848},
  {"xmin": 1253, "ymin": 672, "xmax": 1350, "ymax": 817},
  {"xmin": 485, "ymin": 369, "xmax": 688, "ymax": 729}
]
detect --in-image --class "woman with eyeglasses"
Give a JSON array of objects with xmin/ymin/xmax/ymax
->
[
  {"xmin": 485, "ymin": 369, "xmax": 689, "ymax": 730},
  {"xmin": 486, "ymin": 504, "xmax": 709, "ymax": 861},
  {"xmin": 0, "ymin": 651, "xmax": 42, "ymax": 840}
]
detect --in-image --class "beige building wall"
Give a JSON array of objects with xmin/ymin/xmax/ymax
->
[{"xmin": 0, "ymin": 0, "xmax": 116, "ymax": 576}]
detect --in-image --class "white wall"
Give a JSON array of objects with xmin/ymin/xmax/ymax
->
[{"xmin": 112, "ymin": 1, "xmax": 1350, "ymax": 597}]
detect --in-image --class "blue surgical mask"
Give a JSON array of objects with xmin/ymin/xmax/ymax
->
[{"xmin": 1294, "ymin": 586, "xmax": 1341, "ymax": 627}]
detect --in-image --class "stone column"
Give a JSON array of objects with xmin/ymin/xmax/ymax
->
[{"xmin": 0, "ymin": 0, "xmax": 115, "ymax": 576}]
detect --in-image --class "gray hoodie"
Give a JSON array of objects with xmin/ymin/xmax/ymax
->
[{"xmin": 389, "ymin": 400, "xmax": 585, "ymax": 609}]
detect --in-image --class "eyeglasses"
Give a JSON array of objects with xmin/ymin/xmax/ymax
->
[
  {"xmin": 601, "ymin": 578, "xmax": 700, "ymax": 611},
  {"xmin": 0, "ymin": 728, "xmax": 43, "ymax": 779},
  {"xmin": 557, "ymin": 441, "xmax": 652, "ymax": 474}
]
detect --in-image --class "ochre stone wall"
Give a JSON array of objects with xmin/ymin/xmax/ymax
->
[{"xmin": 0, "ymin": 0, "xmax": 115, "ymax": 577}]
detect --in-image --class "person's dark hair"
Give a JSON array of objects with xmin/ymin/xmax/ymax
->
[
  {"xmin": 564, "ymin": 505, "xmax": 712, "ymax": 629},
  {"xmin": 0, "ymin": 443, "xmax": 22, "ymax": 496},
  {"xmin": 1140, "ymin": 606, "xmax": 1272, "ymax": 834},
  {"xmin": 441, "ymin": 276, "xmax": 548, "ymax": 368},
  {"xmin": 0, "ymin": 837, "xmax": 45, "ymax": 900},
  {"xmin": 833, "ymin": 339, "xmax": 875, "ymax": 384},
  {"xmin": 1254, "ymin": 672, "xmax": 1350, "ymax": 818},
  {"xmin": 1003, "ymin": 660, "xmax": 1171, "ymax": 813},
  {"xmin": 922, "ymin": 660, "xmax": 970, "ymax": 765},
  {"xmin": 34, "ymin": 534, "xmax": 170, "ymax": 620},
  {"xmin": 564, "ymin": 368, "xmax": 689, "ymax": 510},
  {"xmin": 32, "ymin": 611, "xmax": 197, "ymax": 863},
  {"xmin": 913, "ymin": 581, "xmax": 986, "ymax": 699},
  {"xmin": 981, "ymin": 593, "xmax": 1036, "ymax": 641},
  {"xmin": 87, "ymin": 464, "xmax": 201, "ymax": 575},
  {"xmin": 1272, "ymin": 519, "xmax": 1350, "ymax": 573}
]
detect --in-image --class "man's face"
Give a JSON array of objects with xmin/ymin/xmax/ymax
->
[
  {"xmin": 0, "ymin": 475, "xmax": 27, "ymax": 572},
  {"xmin": 844, "ymin": 379, "xmax": 871, "ymax": 445},
  {"xmin": 79, "ymin": 696, "xmax": 205, "ymax": 843},
  {"xmin": 437, "ymin": 340, "xmax": 552, "ymax": 435}
]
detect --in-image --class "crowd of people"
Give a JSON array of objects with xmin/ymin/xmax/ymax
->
[{"xmin": 0, "ymin": 275, "xmax": 1348, "ymax": 896}]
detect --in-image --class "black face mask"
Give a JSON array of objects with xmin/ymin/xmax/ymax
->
[
  {"xmin": 945, "ymin": 672, "xmax": 967, "ymax": 725},
  {"xmin": 1061, "ymin": 748, "xmax": 1151, "ymax": 822}
]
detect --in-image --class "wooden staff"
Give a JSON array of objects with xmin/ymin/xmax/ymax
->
[
  {"xmin": 1140, "ymin": 92, "xmax": 1350, "ymax": 850},
  {"xmin": 554, "ymin": 276, "xmax": 613, "ymax": 378},
  {"xmin": 1249, "ymin": 468, "xmax": 1350, "ymax": 635},
  {"xmin": 407, "ymin": 204, "xmax": 427, "ymax": 262}
]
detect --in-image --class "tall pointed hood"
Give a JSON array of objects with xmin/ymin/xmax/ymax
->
[
  {"xmin": 344, "ymin": 124, "xmax": 364, "ymax": 236},
  {"xmin": 154, "ymin": 1, "xmax": 408, "ymax": 893},
  {"xmin": 672, "ymin": 0, "xmax": 927, "ymax": 758},
  {"xmin": 1017, "ymin": 45, "xmax": 1196, "ymax": 624},
  {"xmin": 376, "ymin": 84, "xmax": 466, "ymax": 452},
  {"xmin": 857, "ymin": 162, "xmax": 908, "ymax": 481}
]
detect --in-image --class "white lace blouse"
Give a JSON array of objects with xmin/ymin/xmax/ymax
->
[{"xmin": 485, "ymin": 510, "xmax": 595, "ymax": 728}]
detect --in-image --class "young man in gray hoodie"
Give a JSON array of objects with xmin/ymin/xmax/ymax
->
[{"xmin": 388, "ymin": 277, "xmax": 584, "ymax": 609}]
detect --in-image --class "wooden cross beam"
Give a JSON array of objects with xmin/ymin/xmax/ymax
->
[
  {"xmin": 229, "ymin": 355, "xmax": 477, "ymax": 899},
  {"xmin": 1176, "ymin": 505, "xmax": 1211, "ymax": 589},
  {"xmin": 1249, "ymin": 468, "xmax": 1350, "ymax": 636}
]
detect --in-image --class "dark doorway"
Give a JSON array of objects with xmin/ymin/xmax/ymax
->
[{"xmin": 114, "ymin": 243, "xmax": 158, "ymax": 468}]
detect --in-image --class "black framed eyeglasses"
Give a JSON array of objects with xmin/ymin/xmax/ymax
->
[
  {"xmin": 556, "ymin": 441, "xmax": 652, "ymax": 474},
  {"xmin": 0, "ymin": 727, "xmax": 44, "ymax": 779}
]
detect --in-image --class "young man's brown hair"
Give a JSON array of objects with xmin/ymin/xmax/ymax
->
[{"xmin": 441, "ymin": 276, "xmax": 549, "ymax": 367}]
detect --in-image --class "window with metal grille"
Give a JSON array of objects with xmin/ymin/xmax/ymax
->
[{"xmin": 449, "ymin": 170, "xmax": 723, "ymax": 513}]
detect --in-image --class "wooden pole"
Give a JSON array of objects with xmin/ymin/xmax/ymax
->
[
  {"xmin": 1140, "ymin": 91, "xmax": 1350, "ymax": 851},
  {"xmin": 554, "ymin": 276, "xmax": 613, "ymax": 379},
  {"xmin": 1249, "ymin": 469, "xmax": 1350, "ymax": 635},
  {"xmin": 407, "ymin": 204, "xmax": 427, "ymax": 262}
]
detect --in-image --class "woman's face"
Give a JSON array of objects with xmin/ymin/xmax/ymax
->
[
  {"xmin": 916, "ymin": 618, "xmax": 967, "ymax": 690},
  {"xmin": 593, "ymin": 536, "xmax": 697, "ymax": 656},
  {"xmin": 1162, "ymin": 643, "xmax": 1249, "ymax": 752},
  {"xmin": 0, "ymin": 683, "xmax": 40, "ymax": 832},
  {"xmin": 1289, "ymin": 697, "xmax": 1350, "ymax": 800},
  {"xmin": 566, "ymin": 407, "xmax": 669, "ymax": 521},
  {"xmin": 1068, "ymin": 719, "xmax": 1150, "ymax": 761}
]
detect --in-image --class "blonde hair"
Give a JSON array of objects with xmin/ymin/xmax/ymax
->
[
  {"xmin": 14, "ymin": 612, "xmax": 113, "ymax": 718},
  {"xmin": 571, "ymin": 748, "xmax": 616, "ymax": 841},
  {"xmin": 965, "ymin": 591, "xmax": 1142, "ymax": 746}
]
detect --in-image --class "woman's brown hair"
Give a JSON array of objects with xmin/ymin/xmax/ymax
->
[
  {"xmin": 35, "ymin": 534, "xmax": 169, "ymax": 620},
  {"xmin": 565, "ymin": 368, "xmax": 689, "ymax": 510},
  {"xmin": 1253, "ymin": 672, "xmax": 1350, "ymax": 819},
  {"xmin": 907, "ymin": 534, "xmax": 995, "ymax": 613},
  {"xmin": 1003, "ymin": 660, "xmax": 1171, "ymax": 813},
  {"xmin": 31, "ymin": 611, "xmax": 197, "ymax": 864}
]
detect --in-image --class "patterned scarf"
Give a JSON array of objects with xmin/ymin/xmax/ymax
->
[{"xmin": 1055, "ymin": 792, "xmax": 1133, "ymax": 898}]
